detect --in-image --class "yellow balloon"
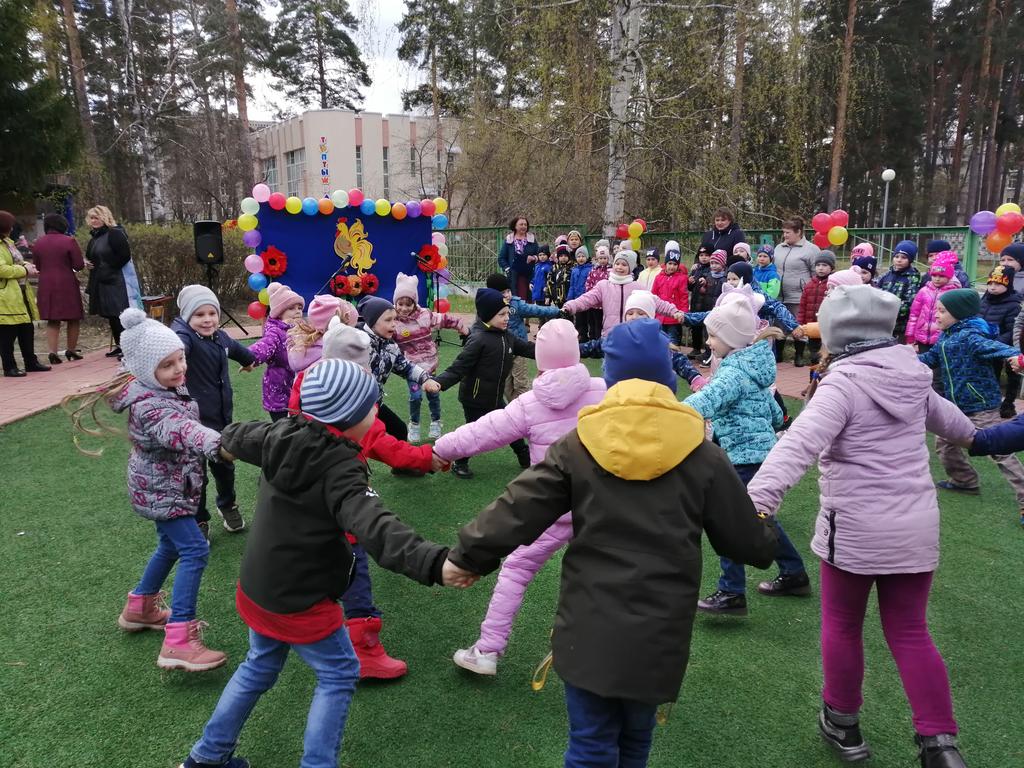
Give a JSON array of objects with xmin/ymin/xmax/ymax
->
[
  {"xmin": 627, "ymin": 221, "xmax": 643, "ymax": 239},
  {"xmin": 433, "ymin": 197, "xmax": 449, "ymax": 214},
  {"xmin": 375, "ymin": 198, "xmax": 391, "ymax": 216},
  {"xmin": 630, "ymin": 237, "xmax": 642, "ymax": 251},
  {"xmin": 258, "ymin": 288, "xmax": 270, "ymax": 305},
  {"xmin": 285, "ymin": 196, "xmax": 302, "ymax": 214},
  {"xmin": 996, "ymin": 202, "xmax": 1023, "ymax": 217},
  {"xmin": 828, "ymin": 225, "xmax": 849, "ymax": 246},
  {"xmin": 237, "ymin": 213, "xmax": 258, "ymax": 231}
]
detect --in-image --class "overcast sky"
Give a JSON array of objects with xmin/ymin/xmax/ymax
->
[{"xmin": 250, "ymin": 0, "xmax": 424, "ymax": 120}]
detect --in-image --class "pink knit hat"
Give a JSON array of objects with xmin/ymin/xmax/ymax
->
[
  {"xmin": 535, "ymin": 318, "xmax": 580, "ymax": 371},
  {"xmin": 710, "ymin": 249, "xmax": 728, "ymax": 269},
  {"xmin": 267, "ymin": 282, "xmax": 304, "ymax": 319},
  {"xmin": 850, "ymin": 242, "xmax": 874, "ymax": 258},
  {"xmin": 393, "ymin": 272, "xmax": 419, "ymax": 304},
  {"xmin": 307, "ymin": 294, "xmax": 341, "ymax": 332},
  {"xmin": 827, "ymin": 268, "xmax": 863, "ymax": 289}
]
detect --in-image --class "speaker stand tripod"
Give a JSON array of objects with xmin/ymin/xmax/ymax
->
[{"xmin": 205, "ymin": 264, "xmax": 248, "ymax": 335}]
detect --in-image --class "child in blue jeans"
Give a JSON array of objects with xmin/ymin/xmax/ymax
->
[{"xmin": 180, "ymin": 359, "xmax": 470, "ymax": 768}]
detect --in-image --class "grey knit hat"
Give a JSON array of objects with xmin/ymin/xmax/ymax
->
[
  {"xmin": 119, "ymin": 308, "xmax": 185, "ymax": 390},
  {"xmin": 322, "ymin": 317, "xmax": 371, "ymax": 369},
  {"xmin": 300, "ymin": 358, "xmax": 379, "ymax": 428},
  {"xmin": 614, "ymin": 249, "xmax": 638, "ymax": 272},
  {"xmin": 177, "ymin": 284, "xmax": 220, "ymax": 322},
  {"xmin": 814, "ymin": 250, "xmax": 837, "ymax": 269},
  {"xmin": 818, "ymin": 285, "xmax": 899, "ymax": 354}
]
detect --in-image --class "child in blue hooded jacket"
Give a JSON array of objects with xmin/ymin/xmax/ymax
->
[
  {"xmin": 752, "ymin": 245, "xmax": 781, "ymax": 299},
  {"xmin": 683, "ymin": 292, "xmax": 809, "ymax": 615},
  {"xmin": 530, "ymin": 245, "xmax": 553, "ymax": 304}
]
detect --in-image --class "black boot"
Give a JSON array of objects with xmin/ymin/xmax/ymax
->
[
  {"xmin": 999, "ymin": 400, "xmax": 1016, "ymax": 419},
  {"xmin": 774, "ymin": 338, "xmax": 785, "ymax": 363},
  {"xmin": 696, "ymin": 590, "xmax": 747, "ymax": 616},
  {"xmin": 916, "ymin": 734, "xmax": 966, "ymax": 768},
  {"xmin": 757, "ymin": 570, "xmax": 812, "ymax": 596},
  {"xmin": 793, "ymin": 339, "xmax": 806, "ymax": 367},
  {"xmin": 24, "ymin": 358, "xmax": 51, "ymax": 372},
  {"xmin": 513, "ymin": 444, "xmax": 531, "ymax": 469},
  {"xmin": 452, "ymin": 459, "xmax": 474, "ymax": 480},
  {"xmin": 819, "ymin": 704, "xmax": 871, "ymax": 762}
]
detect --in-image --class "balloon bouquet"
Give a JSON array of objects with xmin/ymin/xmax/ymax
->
[
  {"xmin": 970, "ymin": 203, "xmax": 1024, "ymax": 253},
  {"xmin": 614, "ymin": 218, "xmax": 648, "ymax": 251},
  {"xmin": 810, "ymin": 210, "xmax": 850, "ymax": 250}
]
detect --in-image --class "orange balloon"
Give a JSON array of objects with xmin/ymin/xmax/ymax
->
[
  {"xmin": 391, "ymin": 202, "xmax": 407, "ymax": 220},
  {"xmin": 438, "ymin": 254, "xmax": 448, "ymax": 269},
  {"xmin": 986, "ymin": 231, "xmax": 1013, "ymax": 253},
  {"xmin": 318, "ymin": 197, "xmax": 335, "ymax": 215}
]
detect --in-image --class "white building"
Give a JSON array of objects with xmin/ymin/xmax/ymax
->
[{"xmin": 251, "ymin": 110, "xmax": 464, "ymax": 220}]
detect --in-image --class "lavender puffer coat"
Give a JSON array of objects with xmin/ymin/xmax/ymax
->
[
  {"xmin": 247, "ymin": 317, "xmax": 295, "ymax": 412},
  {"xmin": 110, "ymin": 381, "xmax": 223, "ymax": 521}
]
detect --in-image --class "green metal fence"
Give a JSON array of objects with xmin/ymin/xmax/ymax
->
[{"xmin": 444, "ymin": 225, "xmax": 994, "ymax": 285}]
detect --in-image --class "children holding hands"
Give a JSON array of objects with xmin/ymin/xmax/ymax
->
[
  {"xmin": 651, "ymin": 240, "xmax": 688, "ymax": 344},
  {"xmin": 245, "ymin": 282, "xmax": 304, "ymax": 421}
]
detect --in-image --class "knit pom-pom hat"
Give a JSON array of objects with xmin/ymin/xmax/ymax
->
[
  {"xmin": 267, "ymin": 282, "xmax": 304, "ymax": 319},
  {"xmin": 307, "ymin": 295, "xmax": 342, "ymax": 332},
  {"xmin": 624, "ymin": 290, "xmax": 657, "ymax": 319},
  {"xmin": 705, "ymin": 292, "xmax": 757, "ymax": 351},
  {"xmin": 393, "ymin": 272, "xmax": 419, "ymax": 305},
  {"xmin": 119, "ymin": 308, "xmax": 185, "ymax": 390}
]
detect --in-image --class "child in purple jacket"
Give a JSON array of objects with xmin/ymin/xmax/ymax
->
[{"xmin": 248, "ymin": 282, "xmax": 304, "ymax": 421}]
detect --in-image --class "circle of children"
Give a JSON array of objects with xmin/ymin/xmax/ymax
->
[{"xmin": 66, "ymin": 207, "xmax": 1024, "ymax": 768}]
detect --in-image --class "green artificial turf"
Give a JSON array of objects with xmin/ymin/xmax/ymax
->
[{"xmin": 1, "ymin": 331, "xmax": 1022, "ymax": 767}]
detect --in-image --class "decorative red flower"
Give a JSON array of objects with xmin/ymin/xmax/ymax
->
[
  {"xmin": 329, "ymin": 274, "xmax": 351, "ymax": 296},
  {"xmin": 262, "ymin": 245, "xmax": 288, "ymax": 277},
  {"xmin": 417, "ymin": 244, "xmax": 442, "ymax": 273},
  {"xmin": 361, "ymin": 273, "xmax": 379, "ymax": 294}
]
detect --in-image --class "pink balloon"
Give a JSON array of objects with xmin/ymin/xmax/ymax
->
[
  {"xmin": 244, "ymin": 254, "xmax": 264, "ymax": 273},
  {"xmin": 348, "ymin": 188, "xmax": 365, "ymax": 206},
  {"xmin": 252, "ymin": 183, "xmax": 271, "ymax": 203},
  {"xmin": 432, "ymin": 232, "xmax": 446, "ymax": 245},
  {"xmin": 420, "ymin": 199, "xmax": 436, "ymax": 217},
  {"xmin": 268, "ymin": 192, "xmax": 286, "ymax": 211},
  {"xmin": 830, "ymin": 209, "xmax": 850, "ymax": 228}
]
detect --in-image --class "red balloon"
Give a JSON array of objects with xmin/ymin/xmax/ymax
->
[
  {"xmin": 247, "ymin": 301, "xmax": 267, "ymax": 320},
  {"xmin": 635, "ymin": 218, "xmax": 648, "ymax": 233},
  {"xmin": 615, "ymin": 223, "xmax": 630, "ymax": 240},
  {"xmin": 420, "ymin": 199, "xmax": 436, "ymax": 217},
  {"xmin": 830, "ymin": 209, "xmax": 850, "ymax": 228},
  {"xmin": 996, "ymin": 212, "xmax": 1024, "ymax": 236},
  {"xmin": 268, "ymin": 192, "xmax": 286, "ymax": 211},
  {"xmin": 812, "ymin": 212, "xmax": 833, "ymax": 233},
  {"xmin": 812, "ymin": 231, "xmax": 831, "ymax": 249},
  {"xmin": 434, "ymin": 298, "xmax": 451, "ymax": 313}
]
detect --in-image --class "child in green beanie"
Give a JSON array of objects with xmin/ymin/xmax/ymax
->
[{"xmin": 918, "ymin": 288, "xmax": 1024, "ymax": 517}]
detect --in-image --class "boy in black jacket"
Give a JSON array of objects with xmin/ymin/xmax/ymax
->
[
  {"xmin": 980, "ymin": 265, "xmax": 1023, "ymax": 418},
  {"xmin": 172, "ymin": 284, "xmax": 254, "ymax": 537},
  {"xmin": 179, "ymin": 359, "xmax": 473, "ymax": 768},
  {"xmin": 435, "ymin": 288, "xmax": 535, "ymax": 478}
]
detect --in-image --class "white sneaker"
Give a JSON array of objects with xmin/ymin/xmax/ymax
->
[
  {"xmin": 407, "ymin": 421, "xmax": 420, "ymax": 443},
  {"xmin": 428, "ymin": 420, "xmax": 442, "ymax": 439},
  {"xmin": 453, "ymin": 645, "xmax": 498, "ymax": 676}
]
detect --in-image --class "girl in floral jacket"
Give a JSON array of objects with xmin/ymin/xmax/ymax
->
[{"xmin": 392, "ymin": 272, "xmax": 469, "ymax": 441}]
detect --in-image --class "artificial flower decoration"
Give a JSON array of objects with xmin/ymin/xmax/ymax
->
[
  {"xmin": 262, "ymin": 245, "xmax": 288, "ymax": 278},
  {"xmin": 360, "ymin": 273, "xmax": 379, "ymax": 295},
  {"xmin": 348, "ymin": 275, "xmax": 363, "ymax": 296},
  {"xmin": 330, "ymin": 274, "xmax": 352, "ymax": 297},
  {"xmin": 417, "ymin": 244, "xmax": 442, "ymax": 273}
]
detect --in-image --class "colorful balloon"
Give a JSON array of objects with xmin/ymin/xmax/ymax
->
[
  {"xmin": 615, "ymin": 223, "xmax": 630, "ymax": 240},
  {"xmin": 240, "ymin": 197, "xmax": 260, "ymax": 215},
  {"xmin": 258, "ymin": 288, "xmax": 270, "ymax": 305},
  {"xmin": 812, "ymin": 231, "xmax": 831, "ymax": 249},
  {"xmin": 435, "ymin": 298, "xmax": 451, "ymax": 313},
  {"xmin": 986, "ymin": 231, "xmax": 1013, "ymax": 253},
  {"xmin": 237, "ymin": 213, "xmax": 258, "ymax": 231},
  {"xmin": 827, "ymin": 225, "xmax": 849, "ymax": 246},
  {"xmin": 635, "ymin": 218, "xmax": 648, "ymax": 233},
  {"xmin": 391, "ymin": 202, "xmax": 407, "ymax": 220},
  {"xmin": 407, "ymin": 200, "xmax": 422, "ymax": 218},
  {"xmin": 437, "ymin": 243, "xmax": 449, "ymax": 257},
  {"xmin": 812, "ymin": 212, "xmax": 832, "ymax": 233},
  {"xmin": 995, "ymin": 212, "xmax": 1024, "ymax": 236},
  {"xmin": 252, "ymin": 183, "xmax": 271, "ymax": 203},
  {"xmin": 285, "ymin": 196, "xmax": 302, "ymax": 214},
  {"xmin": 242, "ymin": 230, "xmax": 262, "ymax": 248},
  {"xmin": 247, "ymin": 301, "xmax": 267, "ymax": 320},
  {"xmin": 375, "ymin": 198, "xmax": 391, "ymax": 216},
  {"xmin": 432, "ymin": 213, "xmax": 448, "ymax": 230},
  {"xmin": 830, "ymin": 209, "xmax": 849, "ymax": 228},
  {"xmin": 317, "ymin": 197, "xmax": 335, "ymax": 215},
  {"xmin": 244, "ymin": 254, "xmax": 264, "ymax": 273},
  {"xmin": 969, "ymin": 210, "xmax": 998, "ymax": 236},
  {"xmin": 248, "ymin": 273, "xmax": 268, "ymax": 291},
  {"xmin": 438, "ymin": 254, "xmax": 448, "ymax": 269},
  {"xmin": 268, "ymin": 192, "xmax": 286, "ymax": 211},
  {"xmin": 630, "ymin": 236, "xmax": 642, "ymax": 251},
  {"xmin": 433, "ymin": 197, "xmax": 449, "ymax": 214},
  {"xmin": 348, "ymin": 188, "xmax": 365, "ymax": 206},
  {"xmin": 627, "ymin": 221, "xmax": 643, "ymax": 239},
  {"xmin": 996, "ymin": 202, "xmax": 1022, "ymax": 217},
  {"xmin": 421, "ymin": 199, "xmax": 437, "ymax": 217},
  {"xmin": 438, "ymin": 284, "xmax": 450, "ymax": 299},
  {"xmin": 359, "ymin": 198, "xmax": 376, "ymax": 215},
  {"xmin": 432, "ymin": 232, "xmax": 446, "ymax": 245},
  {"xmin": 330, "ymin": 189, "xmax": 349, "ymax": 208},
  {"xmin": 301, "ymin": 197, "xmax": 318, "ymax": 216}
]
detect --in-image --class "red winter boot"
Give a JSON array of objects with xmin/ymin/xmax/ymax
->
[
  {"xmin": 346, "ymin": 617, "xmax": 408, "ymax": 680},
  {"xmin": 158, "ymin": 620, "xmax": 227, "ymax": 672},
  {"xmin": 118, "ymin": 592, "xmax": 170, "ymax": 632}
]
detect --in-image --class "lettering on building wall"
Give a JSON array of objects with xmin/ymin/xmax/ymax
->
[{"xmin": 320, "ymin": 136, "xmax": 330, "ymax": 188}]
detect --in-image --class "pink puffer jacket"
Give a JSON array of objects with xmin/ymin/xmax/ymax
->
[
  {"xmin": 747, "ymin": 344, "xmax": 975, "ymax": 574},
  {"xmin": 905, "ymin": 279, "xmax": 959, "ymax": 345},
  {"xmin": 562, "ymin": 279, "xmax": 679, "ymax": 337},
  {"xmin": 393, "ymin": 307, "xmax": 468, "ymax": 374}
]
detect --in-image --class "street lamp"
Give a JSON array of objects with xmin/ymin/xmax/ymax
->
[{"xmin": 881, "ymin": 168, "xmax": 896, "ymax": 228}]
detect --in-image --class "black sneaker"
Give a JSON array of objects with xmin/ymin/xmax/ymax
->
[
  {"xmin": 1000, "ymin": 401, "xmax": 1017, "ymax": 419},
  {"xmin": 696, "ymin": 590, "xmax": 747, "ymax": 616},
  {"xmin": 935, "ymin": 481, "xmax": 980, "ymax": 495},
  {"xmin": 757, "ymin": 571, "xmax": 812, "ymax": 597},
  {"xmin": 819, "ymin": 705, "xmax": 871, "ymax": 762},
  {"xmin": 916, "ymin": 734, "xmax": 966, "ymax": 768},
  {"xmin": 105, "ymin": 346, "xmax": 123, "ymax": 358},
  {"xmin": 180, "ymin": 755, "xmax": 250, "ymax": 768},
  {"xmin": 452, "ymin": 461, "xmax": 474, "ymax": 480},
  {"xmin": 217, "ymin": 504, "xmax": 246, "ymax": 533},
  {"xmin": 196, "ymin": 521, "xmax": 210, "ymax": 542}
]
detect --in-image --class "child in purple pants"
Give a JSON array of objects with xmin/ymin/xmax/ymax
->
[{"xmin": 747, "ymin": 285, "xmax": 974, "ymax": 768}]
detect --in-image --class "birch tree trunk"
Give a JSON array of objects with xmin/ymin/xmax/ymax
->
[
  {"xmin": 827, "ymin": 0, "xmax": 857, "ymax": 210},
  {"xmin": 602, "ymin": 0, "xmax": 643, "ymax": 236},
  {"xmin": 224, "ymin": 0, "xmax": 254, "ymax": 191}
]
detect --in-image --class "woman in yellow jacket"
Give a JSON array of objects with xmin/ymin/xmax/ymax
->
[{"xmin": 0, "ymin": 211, "xmax": 48, "ymax": 377}]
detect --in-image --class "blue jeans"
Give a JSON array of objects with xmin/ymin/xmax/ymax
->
[
  {"xmin": 190, "ymin": 627, "xmax": 360, "ymax": 768},
  {"xmin": 564, "ymin": 682, "xmax": 659, "ymax": 768},
  {"xmin": 719, "ymin": 463, "xmax": 805, "ymax": 595},
  {"xmin": 134, "ymin": 516, "xmax": 209, "ymax": 622},
  {"xmin": 407, "ymin": 379, "xmax": 441, "ymax": 424},
  {"xmin": 341, "ymin": 544, "xmax": 380, "ymax": 619},
  {"xmin": 661, "ymin": 323, "xmax": 682, "ymax": 345}
]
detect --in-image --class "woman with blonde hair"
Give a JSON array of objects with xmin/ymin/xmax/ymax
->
[{"xmin": 85, "ymin": 205, "xmax": 142, "ymax": 357}]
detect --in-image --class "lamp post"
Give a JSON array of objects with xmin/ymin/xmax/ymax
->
[{"xmin": 881, "ymin": 168, "xmax": 896, "ymax": 228}]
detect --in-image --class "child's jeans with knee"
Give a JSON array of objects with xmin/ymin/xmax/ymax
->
[{"xmin": 407, "ymin": 380, "xmax": 441, "ymax": 424}]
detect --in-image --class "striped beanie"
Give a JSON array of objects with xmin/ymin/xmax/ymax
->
[{"xmin": 299, "ymin": 358, "xmax": 379, "ymax": 429}]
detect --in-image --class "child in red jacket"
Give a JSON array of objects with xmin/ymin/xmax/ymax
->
[
  {"xmin": 652, "ymin": 241, "xmax": 689, "ymax": 345},
  {"xmin": 797, "ymin": 251, "xmax": 835, "ymax": 368}
]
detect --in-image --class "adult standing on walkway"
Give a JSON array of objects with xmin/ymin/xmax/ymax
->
[
  {"xmin": 774, "ymin": 216, "xmax": 818, "ymax": 365},
  {"xmin": 700, "ymin": 207, "xmax": 747, "ymax": 262},
  {"xmin": 33, "ymin": 214, "xmax": 85, "ymax": 364},
  {"xmin": 85, "ymin": 205, "xmax": 142, "ymax": 357},
  {"xmin": 498, "ymin": 215, "xmax": 539, "ymax": 301},
  {"xmin": 0, "ymin": 210, "xmax": 49, "ymax": 377}
]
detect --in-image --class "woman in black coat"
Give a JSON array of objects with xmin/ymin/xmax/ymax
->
[
  {"xmin": 85, "ymin": 205, "xmax": 141, "ymax": 357},
  {"xmin": 700, "ymin": 206, "xmax": 747, "ymax": 262},
  {"xmin": 497, "ymin": 215, "xmax": 539, "ymax": 301}
]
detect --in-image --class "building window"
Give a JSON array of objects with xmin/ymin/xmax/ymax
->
[
  {"xmin": 382, "ymin": 147, "xmax": 390, "ymax": 199},
  {"xmin": 285, "ymin": 148, "xmax": 305, "ymax": 197},
  {"xmin": 410, "ymin": 147, "xmax": 416, "ymax": 175},
  {"xmin": 355, "ymin": 146, "xmax": 363, "ymax": 188},
  {"xmin": 262, "ymin": 157, "xmax": 278, "ymax": 189}
]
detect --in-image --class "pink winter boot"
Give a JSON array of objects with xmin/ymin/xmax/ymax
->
[
  {"xmin": 118, "ymin": 592, "xmax": 170, "ymax": 632},
  {"xmin": 346, "ymin": 617, "xmax": 408, "ymax": 680},
  {"xmin": 157, "ymin": 620, "xmax": 227, "ymax": 672}
]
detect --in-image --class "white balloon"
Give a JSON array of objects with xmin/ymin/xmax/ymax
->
[{"xmin": 331, "ymin": 189, "xmax": 350, "ymax": 208}]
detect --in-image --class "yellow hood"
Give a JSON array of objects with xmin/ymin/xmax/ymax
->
[{"xmin": 577, "ymin": 379, "xmax": 706, "ymax": 481}]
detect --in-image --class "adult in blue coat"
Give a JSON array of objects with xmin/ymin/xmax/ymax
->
[{"xmin": 497, "ymin": 216, "xmax": 539, "ymax": 301}]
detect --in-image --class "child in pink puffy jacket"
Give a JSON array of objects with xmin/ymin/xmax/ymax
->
[
  {"xmin": 906, "ymin": 255, "xmax": 959, "ymax": 351},
  {"xmin": 432, "ymin": 319, "xmax": 606, "ymax": 676},
  {"xmin": 392, "ymin": 272, "xmax": 469, "ymax": 442}
]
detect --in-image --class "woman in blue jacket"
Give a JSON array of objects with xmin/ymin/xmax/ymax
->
[{"xmin": 497, "ymin": 216, "xmax": 539, "ymax": 301}]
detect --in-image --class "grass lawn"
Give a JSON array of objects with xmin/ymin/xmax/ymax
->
[{"xmin": 2, "ymin": 331, "xmax": 1022, "ymax": 767}]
